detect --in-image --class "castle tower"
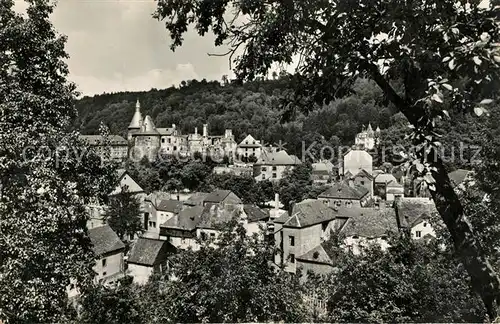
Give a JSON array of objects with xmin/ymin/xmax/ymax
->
[{"xmin": 128, "ymin": 99, "xmax": 143, "ymax": 140}]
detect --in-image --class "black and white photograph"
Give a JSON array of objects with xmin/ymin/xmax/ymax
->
[{"xmin": 1, "ymin": 0, "xmax": 500, "ymax": 322}]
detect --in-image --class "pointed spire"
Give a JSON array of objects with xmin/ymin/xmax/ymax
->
[
  {"xmin": 135, "ymin": 99, "xmax": 141, "ymax": 111},
  {"xmin": 367, "ymin": 123, "xmax": 373, "ymax": 132},
  {"xmin": 128, "ymin": 99, "xmax": 143, "ymax": 130},
  {"xmin": 376, "ymin": 126, "xmax": 381, "ymax": 132}
]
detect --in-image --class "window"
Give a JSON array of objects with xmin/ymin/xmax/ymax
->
[
  {"xmin": 322, "ymin": 221, "xmax": 328, "ymax": 231},
  {"xmin": 161, "ymin": 138, "xmax": 165, "ymax": 143},
  {"xmin": 262, "ymin": 174, "xmax": 265, "ymax": 180},
  {"xmin": 201, "ymin": 232, "xmax": 207, "ymax": 240},
  {"xmin": 253, "ymin": 148, "xmax": 255, "ymax": 152},
  {"xmin": 262, "ymin": 167, "xmax": 267, "ymax": 171},
  {"xmin": 102, "ymin": 272, "xmax": 107, "ymax": 276},
  {"xmin": 181, "ymin": 238, "xmax": 186, "ymax": 244},
  {"xmin": 272, "ymin": 173, "xmax": 277, "ymax": 178},
  {"xmin": 102, "ymin": 259, "xmax": 107, "ymax": 267},
  {"xmin": 272, "ymin": 166, "xmax": 277, "ymax": 171},
  {"xmin": 168, "ymin": 138, "xmax": 171, "ymax": 144},
  {"xmin": 360, "ymin": 180, "xmax": 365, "ymax": 185},
  {"xmin": 152, "ymin": 222, "xmax": 156, "ymax": 228},
  {"xmin": 289, "ymin": 254, "xmax": 295, "ymax": 264},
  {"xmin": 423, "ymin": 222, "xmax": 427, "ymax": 227},
  {"xmin": 210, "ymin": 233, "xmax": 216, "ymax": 238},
  {"xmin": 416, "ymin": 231, "xmax": 422, "ymax": 238},
  {"xmin": 174, "ymin": 146, "xmax": 177, "ymax": 151},
  {"xmin": 289, "ymin": 236, "xmax": 295, "ymax": 246},
  {"xmin": 335, "ymin": 200, "xmax": 342, "ymax": 207},
  {"xmin": 149, "ymin": 221, "xmax": 153, "ymax": 227}
]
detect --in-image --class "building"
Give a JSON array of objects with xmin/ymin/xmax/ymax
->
[
  {"xmin": 394, "ymin": 197, "xmax": 438, "ymax": 240},
  {"xmin": 243, "ymin": 204, "xmax": 270, "ymax": 236},
  {"xmin": 342, "ymin": 149, "xmax": 373, "ymax": 176},
  {"xmin": 128, "ymin": 100, "xmax": 237, "ymax": 160},
  {"xmin": 213, "ymin": 164, "xmax": 254, "ymax": 177},
  {"xmin": 127, "ymin": 237, "xmax": 176, "ymax": 285},
  {"xmin": 183, "ymin": 192, "xmax": 210, "ymax": 207},
  {"xmin": 160, "ymin": 206, "xmax": 205, "ymax": 249},
  {"xmin": 448, "ymin": 169, "xmax": 475, "ymax": 191},
  {"xmin": 374, "ymin": 173, "xmax": 398, "ymax": 198},
  {"xmin": 203, "ymin": 189, "xmax": 242, "ymax": 207},
  {"xmin": 311, "ymin": 161, "xmax": 335, "ymax": 184},
  {"xmin": 354, "ymin": 123, "xmax": 380, "ymax": 150},
  {"xmin": 143, "ymin": 197, "xmax": 184, "ymax": 239},
  {"xmin": 110, "ymin": 169, "xmax": 146, "ymax": 202},
  {"xmin": 348, "ymin": 169, "xmax": 374, "ymax": 197},
  {"xmin": 386, "ymin": 181, "xmax": 404, "ymax": 202},
  {"xmin": 273, "ymin": 199, "xmax": 344, "ymax": 273},
  {"xmin": 318, "ymin": 181, "xmax": 370, "ymax": 208},
  {"xmin": 88, "ymin": 225, "xmax": 126, "ymax": 285},
  {"xmin": 236, "ymin": 134, "xmax": 263, "ymax": 161},
  {"xmin": 80, "ymin": 134, "xmax": 128, "ymax": 161},
  {"xmin": 253, "ymin": 149, "xmax": 302, "ymax": 182}
]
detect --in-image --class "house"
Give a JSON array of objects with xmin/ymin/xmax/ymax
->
[
  {"xmin": 183, "ymin": 192, "xmax": 210, "ymax": 207},
  {"xmin": 88, "ymin": 225, "xmax": 126, "ymax": 285},
  {"xmin": 127, "ymin": 237, "xmax": 177, "ymax": 285},
  {"xmin": 386, "ymin": 181, "xmax": 404, "ymax": 202},
  {"xmin": 354, "ymin": 123, "xmax": 380, "ymax": 150},
  {"xmin": 311, "ymin": 161, "xmax": 335, "ymax": 184},
  {"xmin": 318, "ymin": 181, "xmax": 370, "ymax": 208},
  {"xmin": 213, "ymin": 165, "xmax": 254, "ymax": 177},
  {"xmin": 159, "ymin": 206, "xmax": 205, "ymax": 249},
  {"xmin": 394, "ymin": 197, "xmax": 438, "ymax": 240},
  {"xmin": 203, "ymin": 189, "xmax": 242, "ymax": 206},
  {"xmin": 273, "ymin": 199, "xmax": 342, "ymax": 273},
  {"xmin": 349, "ymin": 169, "xmax": 374, "ymax": 197},
  {"xmin": 80, "ymin": 134, "xmax": 129, "ymax": 161},
  {"xmin": 236, "ymin": 134, "xmax": 263, "ymax": 161},
  {"xmin": 374, "ymin": 173, "xmax": 398, "ymax": 198},
  {"xmin": 143, "ymin": 197, "xmax": 184, "ymax": 238},
  {"xmin": 110, "ymin": 169, "xmax": 145, "ymax": 202},
  {"xmin": 448, "ymin": 169, "xmax": 475, "ymax": 190},
  {"xmin": 243, "ymin": 204, "xmax": 270, "ymax": 236},
  {"xmin": 337, "ymin": 206, "xmax": 398, "ymax": 254},
  {"xmin": 197, "ymin": 203, "xmax": 247, "ymax": 241},
  {"xmin": 253, "ymin": 149, "xmax": 302, "ymax": 182},
  {"xmin": 342, "ymin": 149, "xmax": 373, "ymax": 176}
]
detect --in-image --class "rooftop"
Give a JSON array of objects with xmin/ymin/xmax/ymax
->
[
  {"xmin": 338, "ymin": 207, "xmax": 398, "ymax": 238},
  {"xmin": 394, "ymin": 197, "xmax": 438, "ymax": 228},
  {"xmin": 184, "ymin": 192, "xmax": 210, "ymax": 206},
  {"xmin": 160, "ymin": 206, "xmax": 204, "ymax": 231},
  {"xmin": 243, "ymin": 204, "xmax": 269, "ymax": 222},
  {"xmin": 198, "ymin": 204, "xmax": 244, "ymax": 229},
  {"xmin": 255, "ymin": 150, "xmax": 302, "ymax": 166},
  {"xmin": 448, "ymin": 169, "xmax": 474, "ymax": 188},
  {"xmin": 80, "ymin": 135, "xmax": 128, "ymax": 146},
  {"xmin": 204, "ymin": 189, "xmax": 241, "ymax": 204},
  {"xmin": 375, "ymin": 173, "xmax": 398, "ymax": 184},
  {"xmin": 88, "ymin": 225, "xmax": 125, "ymax": 256},
  {"xmin": 318, "ymin": 182, "xmax": 369, "ymax": 200},
  {"xmin": 156, "ymin": 199, "xmax": 184, "ymax": 213},
  {"xmin": 127, "ymin": 238, "xmax": 176, "ymax": 266},
  {"xmin": 275, "ymin": 199, "xmax": 338, "ymax": 228}
]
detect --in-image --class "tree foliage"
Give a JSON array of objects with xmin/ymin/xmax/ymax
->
[
  {"xmin": 0, "ymin": 1, "xmax": 116, "ymax": 322},
  {"xmin": 106, "ymin": 185, "xmax": 143, "ymax": 241}
]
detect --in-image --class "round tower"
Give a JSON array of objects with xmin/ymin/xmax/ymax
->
[{"xmin": 128, "ymin": 99, "xmax": 143, "ymax": 140}]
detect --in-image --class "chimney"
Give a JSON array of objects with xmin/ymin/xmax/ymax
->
[
  {"xmin": 348, "ymin": 179, "xmax": 354, "ymax": 188},
  {"xmin": 172, "ymin": 124, "xmax": 176, "ymax": 129},
  {"xmin": 203, "ymin": 124, "xmax": 208, "ymax": 137},
  {"xmin": 274, "ymin": 193, "xmax": 280, "ymax": 211},
  {"xmin": 195, "ymin": 127, "xmax": 198, "ymax": 135},
  {"xmin": 288, "ymin": 200, "xmax": 295, "ymax": 216}
]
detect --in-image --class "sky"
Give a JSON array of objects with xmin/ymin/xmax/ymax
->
[{"xmin": 15, "ymin": 0, "xmax": 235, "ymax": 96}]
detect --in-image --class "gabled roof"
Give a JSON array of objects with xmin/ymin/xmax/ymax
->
[
  {"xmin": 282, "ymin": 200, "xmax": 338, "ymax": 228},
  {"xmin": 351, "ymin": 169, "xmax": 374, "ymax": 180},
  {"xmin": 387, "ymin": 180, "xmax": 403, "ymax": 188},
  {"xmin": 238, "ymin": 134, "xmax": 261, "ymax": 147},
  {"xmin": 80, "ymin": 135, "xmax": 128, "ymax": 146},
  {"xmin": 255, "ymin": 150, "xmax": 301, "ymax": 166},
  {"xmin": 448, "ymin": 169, "xmax": 474, "ymax": 188},
  {"xmin": 338, "ymin": 207, "xmax": 398, "ymax": 238},
  {"xmin": 318, "ymin": 182, "xmax": 369, "ymax": 200},
  {"xmin": 204, "ymin": 190, "xmax": 241, "ymax": 204},
  {"xmin": 375, "ymin": 173, "xmax": 398, "ymax": 184},
  {"xmin": 312, "ymin": 161, "xmax": 335, "ymax": 172},
  {"xmin": 161, "ymin": 206, "xmax": 204, "ymax": 230},
  {"xmin": 394, "ymin": 197, "xmax": 438, "ymax": 229},
  {"xmin": 157, "ymin": 127, "xmax": 175, "ymax": 136},
  {"xmin": 198, "ymin": 204, "xmax": 243, "ymax": 229},
  {"xmin": 127, "ymin": 238, "xmax": 176, "ymax": 266},
  {"xmin": 156, "ymin": 199, "xmax": 183, "ymax": 213},
  {"xmin": 296, "ymin": 239, "xmax": 339, "ymax": 265},
  {"xmin": 116, "ymin": 168, "xmax": 127, "ymax": 179},
  {"xmin": 243, "ymin": 204, "xmax": 269, "ymax": 222},
  {"xmin": 88, "ymin": 225, "xmax": 125, "ymax": 256},
  {"xmin": 184, "ymin": 192, "xmax": 210, "ymax": 206}
]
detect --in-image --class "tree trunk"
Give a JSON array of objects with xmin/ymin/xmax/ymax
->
[{"xmin": 365, "ymin": 62, "xmax": 500, "ymax": 320}]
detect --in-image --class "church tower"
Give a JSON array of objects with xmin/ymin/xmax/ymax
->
[{"xmin": 128, "ymin": 99, "xmax": 143, "ymax": 140}]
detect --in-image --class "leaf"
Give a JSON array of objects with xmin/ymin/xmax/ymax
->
[
  {"xmin": 474, "ymin": 107, "xmax": 484, "ymax": 116},
  {"xmin": 442, "ymin": 56, "xmax": 451, "ymax": 63},
  {"xmin": 431, "ymin": 93, "xmax": 443, "ymax": 103},
  {"xmin": 448, "ymin": 58, "xmax": 456, "ymax": 70},
  {"xmin": 442, "ymin": 83, "xmax": 453, "ymax": 91},
  {"xmin": 451, "ymin": 27, "xmax": 459, "ymax": 35},
  {"xmin": 480, "ymin": 99, "xmax": 493, "ymax": 105},
  {"xmin": 428, "ymin": 184, "xmax": 436, "ymax": 191},
  {"xmin": 494, "ymin": 56, "xmax": 500, "ymax": 63},
  {"xmin": 473, "ymin": 56, "xmax": 482, "ymax": 65},
  {"xmin": 442, "ymin": 110, "xmax": 450, "ymax": 118},
  {"xmin": 416, "ymin": 163, "xmax": 425, "ymax": 173}
]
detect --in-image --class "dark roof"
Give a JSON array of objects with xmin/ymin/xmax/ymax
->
[
  {"xmin": 296, "ymin": 239, "xmax": 338, "ymax": 265},
  {"xmin": 394, "ymin": 197, "xmax": 438, "ymax": 228},
  {"xmin": 198, "ymin": 204, "xmax": 243, "ymax": 229},
  {"xmin": 448, "ymin": 169, "xmax": 473, "ymax": 188},
  {"xmin": 352, "ymin": 169, "xmax": 374, "ymax": 180},
  {"xmin": 80, "ymin": 135, "xmax": 128, "ymax": 146},
  {"xmin": 156, "ymin": 199, "xmax": 183, "ymax": 213},
  {"xmin": 204, "ymin": 190, "xmax": 241, "ymax": 204},
  {"xmin": 375, "ymin": 173, "xmax": 398, "ymax": 184},
  {"xmin": 88, "ymin": 225, "xmax": 125, "ymax": 256},
  {"xmin": 184, "ymin": 192, "xmax": 210, "ymax": 206},
  {"xmin": 127, "ymin": 238, "xmax": 176, "ymax": 266},
  {"xmin": 243, "ymin": 204, "xmax": 269, "ymax": 222},
  {"xmin": 255, "ymin": 150, "xmax": 301, "ymax": 166},
  {"xmin": 282, "ymin": 200, "xmax": 338, "ymax": 228},
  {"xmin": 318, "ymin": 182, "xmax": 369, "ymax": 200},
  {"xmin": 116, "ymin": 169, "xmax": 127, "ymax": 179},
  {"xmin": 160, "ymin": 206, "xmax": 204, "ymax": 230},
  {"xmin": 338, "ymin": 207, "xmax": 398, "ymax": 238}
]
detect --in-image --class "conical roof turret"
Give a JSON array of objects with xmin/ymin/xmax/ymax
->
[
  {"xmin": 376, "ymin": 126, "xmax": 381, "ymax": 132},
  {"xmin": 128, "ymin": 99, "xmax": 143, "ymax": 129},
  {"xmin": 143, "ymin": 115, "xmax": 156, "ymax": 132},
  {"xmin": 367, "ymin": 123, "xmax": 374, "ymax": 133}
]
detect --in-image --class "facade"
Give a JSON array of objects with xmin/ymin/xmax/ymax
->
[
  {"xmin": 354, "ymin": 123, "xmax": 380, "ymax": 150},
  {"xmin": 386, "ymin": 181, "xmax": 404, "ymax": 202},
  {"xmin": 342, "ymin": 149, "xmax": 373, "ymax": 176},
  {"xmin": 142, "ymin": 197, "xmax": 184, "ymax": 239},
  {"xmin": 349, "ymin": 169, "xmax": 374, "ymax": 197},
  {"xmin": 374, "ymin": 173, "xmax": 398, "ymax": 198},
  {"xmin": 394, "ymin": 197, "xmax": 438, "ymax": 240},
  {"xmin": 88, "ymin": 225, "xmax": 126, "ymax": 285},
  {"xmin": 160, "ymin": 206, "xmax": 205, "ymax": 249},
  {"xmin": 253, "ymin": 149, "xmax": 302, "ymax": 182},
  {"xmin": 236, "ymin": 134, "xmax": 262, "ymax": 161},
  {"xmin": 311, "ymin": 161, "xmax": 335, "ymax": 184},
  {"xmin": 203, "ymin": 189, "xmax": 243, "ymax": 206},
  {"xmin": 127, "ymin": 238, "xmax": 176, "ymax": 285},
  {"xmin": 128, "ymin": 100, "xmax": 237, "ymax": 160},
  {"xmin": 213, "ymin": 164, "xmax": 254, "ymax": 177},
  {"xmin": 80, "ymin": 135, "xmax": 128, "ymax": 161}
]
